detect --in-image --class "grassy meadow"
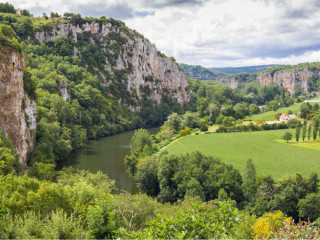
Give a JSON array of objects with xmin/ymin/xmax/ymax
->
[
  {"xmin": 246, "ymin": 100, "xmax": 319, "ymax": 121},
  {"xmin": 163, "ymin": 129, "xmax": 320, "ymax": 179}
]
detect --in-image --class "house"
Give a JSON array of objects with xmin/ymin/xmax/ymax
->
[
  {"xmin": 279, "ymin": 113, "xmax": 290, "ymax": 122},
  {"xmin": 289, "ymin": 114, "xmax": 296, "ymax": 120}
]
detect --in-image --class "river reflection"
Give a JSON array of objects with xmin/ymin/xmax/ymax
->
[{"xmin": 58, "ymin": 128, "xmax": 159, "ymax": 193}]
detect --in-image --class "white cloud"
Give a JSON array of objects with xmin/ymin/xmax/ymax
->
[
  {"xmin": 125, "ymin": 0, "xmax": 320, "ymax": 67},
  {"xmin": 4, "ymin": 0, "xmax": 320, "ymax": 67}
]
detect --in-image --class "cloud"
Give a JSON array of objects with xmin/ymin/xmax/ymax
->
[
  {"xmin": 6, "ymin": 0, "xmax": 320, "ymax": 67},
  {"xmin": 126, "ymin": 0, "xmax": 320, "ymax": 67},
  {"xmin": 140, "ymin": 0, "xmax": 209, "ymax": 8}
]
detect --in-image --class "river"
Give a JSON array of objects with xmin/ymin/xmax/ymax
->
[{"xmin": 58, "ymin": 128, "xmax": 159, "ymax": 193}]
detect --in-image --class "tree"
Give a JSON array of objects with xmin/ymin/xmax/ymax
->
[
  {"xmin": 54, "ymin": 36, "xmax": 75, "ymax": 56},
  {"xmin": 130, "ymin": 129, "xmax": 152, "ymax": 156},
  {"xmin": 249, "ymin": 104, "xmax": 260, "ymax": 115},
  {"xmin": 275, "ymin": 112, "xmax": 282, "ymax": 120},
  {"xmin": 0, "ymin": 2, "xmax": 15, "ymax": 13},
  {"xmin": 222, "ymin": 116, "xmax": 235, "ymax": 127},
  {"xmin": 308, "ymin": 124, "xmax": 312, "ymax": 140},
  {"xmin": 244, "ymin": 158, "xmax": 256, "ymax": 181},
  {"xmin": 268, "ymin": 100, "xmax": 279, "ymax": 111},
  {"xmin": 207, "ymin": 103, "xmax": 220, "ymax": 123},
  {"xmin": 302, "ymin": 121, "xmax": 307, "ymax": 141},
  {"xmin": 282, "ymin": 132, "xmax": 292, "ymax": 143},
  {"xmin": 165, "ymin": 113, "xmax": 182, "ymax": 132},
  {"xmin": 300, "ymin": 103, "xmax": 310, "ymax": 119},
  {"xmin": 295, "ymin": 122, "xmax": 301, "ymax": 142},
  {"xmin": 16, "ymin": 17, "xmax": 33, "ymax": 40},
  {"xmin": 182, "ymin": 111, "xmax": 199, "ymax": 128},
  {"xmin": 87, "ymin": 194, "xmax": 119, "ymax": 239},
  {"xmin": 242, "ymin": 159, "xmax": 257, "ymax": 203},
  {"xmin": 313, "ymin": 119, "xmax": 319, "ymax": 140},
  {"xmin": 20, "ymin": 9, "xmax": 31, "ymax": 16}
]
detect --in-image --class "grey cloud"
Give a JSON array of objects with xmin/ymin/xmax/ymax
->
[
  {"xmin": 141, "ymin": 0, "xmax": 209, "ymax": 8},
  {"xmin": 73, "ymin": 3, "xmax": 134, "ymax": 19}
]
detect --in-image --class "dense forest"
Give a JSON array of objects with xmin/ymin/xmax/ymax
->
[{"xmin": 1, "ymin": 2, "xmax": 320, "ymax": 239}]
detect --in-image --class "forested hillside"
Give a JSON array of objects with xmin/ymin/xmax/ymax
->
[
  {"xmin": 180, "ymin": 63, "xmax": 226, "ymax": 81},
  {"xmin": 0, "ymin": 10, "xmax": 189, "ymax": 166},
  {"xmin": 1, "ymin": 3, "xmax": 320, "ymax": 239}
]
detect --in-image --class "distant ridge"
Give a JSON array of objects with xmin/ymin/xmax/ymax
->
[
  {"xmin": 179, "ymin": 63, "xmax": 226, "ymax": 81},
  {"xmin": 211, "ymin": 65, "xmax": 278, "ymax": 74}
]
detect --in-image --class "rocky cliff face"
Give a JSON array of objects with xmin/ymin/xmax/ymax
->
[
  {"xmin": 34, "ymin": 22, "xmax": 190, "ymax": 109},
  {"xmin": 219, "ymin": 77, "xmax": 239, "ymax": 89},
  {"xmin": 258, "ymin": 69, "xmax": 319, "ymax": 94},
  {"xmin": 0, "ymin": 48, "xmax": 36, "ymax": 168}
]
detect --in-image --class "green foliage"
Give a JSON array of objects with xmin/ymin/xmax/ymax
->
[
  {"xmin": 180, "ymin": 63, "xmax": 226, "ymax": 81},
  {"xmin": 16, "ymin": 17, "xmax": 33, "ymax": 40},
  {"xmin": 54, "ymin": 36, "xmax": 75, "ymax": 56},
  {"xmin": 136, "ymin": 151, "xmax": 244, "ymax": 203},
  {"xmin": 298, "ymin": 193, "xmax": 320, "ymax": 221},
  {"xmin": 119, "ymin": 200, "xmax": 241, "ymax": 239},
  {"xmin": 130, "ymin": 129, "xmax": 152, "ymax": 156},
  {"xmin": 87, "ymin": 194, "xmax": 118, "ymax": 239},
  {"xmin": 0, "ymin": 24, "xmax": 20, "ymax": 51},
  {"xmin": 282, "ymin": 132, "xmax": 292, "ymax": 142},
  {"xmin": 20, "ymin": 9, "xmax": 31, "ymax": 17},
  {"xmin": 164, "ymin": 112, "xmax": 182, "ymax": 132},
  {"xmin": 273, "ymin": 217, "xmax": 320, "ymax": 239},
  {"xmin": 0, "ymin": 133, "xmax": 19, "ymax": 175},
  {"xmin": 2, "ymin": 210, "xmax": 88, "ymax": 239},
  {"xmin": 0, "ymin": 3, "xmax": 15, "ymax": 13},
  {"xmin": 28, "ymin": 162, "xmax": 56, "ymax": 181},
  {"xmin": 115, "ymin": 193, "xmax": 159, "ymax": 231},
  {"xmin": 23, "ymin": 67, "xmax": 36, "ymax": 98}
]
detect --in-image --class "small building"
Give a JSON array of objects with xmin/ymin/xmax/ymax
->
[
  {"xmin": 289, "ymin": 114, "xmax": 296, "ymax": 120},
  {"xmin": 279, "ymin": 113, "xmax": 290, "ymax": 122},
  {"xmin": 16, "ymin": 8, "xmax": 21, "ymax": 15}
]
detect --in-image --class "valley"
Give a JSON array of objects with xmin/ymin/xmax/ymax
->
[{"xmin": 1, "ymin": 1, "xmax": 320, "ymax": 239}]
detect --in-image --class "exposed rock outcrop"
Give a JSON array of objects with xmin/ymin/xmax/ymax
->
[
  {"xmin": 34, "ymin": 22, "xmax": 190, "ymax": 108},
  {"xmin": 219, "ymin": 77, "xmax": 239, "ymax": 89},
  {"xmin": 59, "ymin": 79, "xmax": 70, "ymax": 102},
  {"xmin": 258, "ymin": 69, "xmax": 319, "ymax": 94},
  {"xmin": 0, "ymin": 48, "xmax": 36, "ymax": 168}
]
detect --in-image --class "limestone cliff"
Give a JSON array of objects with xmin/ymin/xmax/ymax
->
[
  {"xmin": 0, "ymin": 48, "xmax": 36, "ymax": 168},
  {"xmin": 219, "ymin": 77, "xmax": 239, "ymax": 89},
  {"xmin": 258, "ymin": 69, "xmax": 320, "ymax": 94},
  {"xmin": 34, "ymin": 22, "xmax": 190, "ymax": 109}
]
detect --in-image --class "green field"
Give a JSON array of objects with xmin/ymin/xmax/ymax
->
[
  {"xmin": 163, "ymin": 129, "xmax": 320, "ymax": 179},
  {"xmin": 246, "ymin": 100, "xmax": 319, "ymax": 121}
]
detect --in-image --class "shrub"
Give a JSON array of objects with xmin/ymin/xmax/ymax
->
[
  {"xmin": 200, "ymin": 123, "xmax": 208, "ymax": 132},
  {"xmin": 273, "ymin": 218, "xmax": 320, "ymax": 239},
  {"xmin": 252, "ymin": 211, "xmax": 287, "ymax": 239},
  {"xmin": 179, "ymin": 129, "xmax": 187, "ymax": 136}
]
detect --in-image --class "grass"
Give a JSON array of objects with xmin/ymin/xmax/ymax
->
[
  {"xmin": 163, "ymin": 129, "xmax": 320, "ymax": 179},
  {"xmin": 246, "ymin": 100, "xmax": 319, "ymax": 121}
]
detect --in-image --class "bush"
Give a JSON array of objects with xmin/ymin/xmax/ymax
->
[
  {"xmin": 87, "ymin": 194, "xmax": 119, "ymax": 239},
  {"xmin": 179, "ymin": 129, "xmax": 187, "ymax": 136},
  {"xmin": 252, "ymin": 211, "xmax": 287, "ymax": 239},
  {"xmin": 200, "ymin": 123, "xmax": 208, "ymax": 132},
  {"xmin": 273, "ymin": 218, "xmax": 320, "ymax": 239}
]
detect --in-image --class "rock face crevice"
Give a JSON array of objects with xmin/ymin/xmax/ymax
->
[
  {"xmin": 34, "ymin": 22, "xmax": 191, "ymax": 108},
  {"xmin": 0, "ymin": 48, "xmax": 36, "ymax": 168}
]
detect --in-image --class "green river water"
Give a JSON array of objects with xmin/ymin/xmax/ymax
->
[{"xmin": 58, "ymin": 128, "xmax": 159, "ymax": 193}]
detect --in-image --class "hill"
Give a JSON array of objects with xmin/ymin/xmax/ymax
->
[
  {"xmin": 212, "ymin": 65, "xmax": 278, "ymax": 74},
  {"xmin": 0, "ymin": 12, "xmax": 190, "ymax": 166},
  {"xmin": 179, "ymin": 63, "xmax": 226, "ymax": 81}
]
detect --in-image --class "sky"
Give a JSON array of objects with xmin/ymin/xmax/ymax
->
[{"xmin": 5, "ymin": 0, "xmax": 320, "ymax": 67}]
